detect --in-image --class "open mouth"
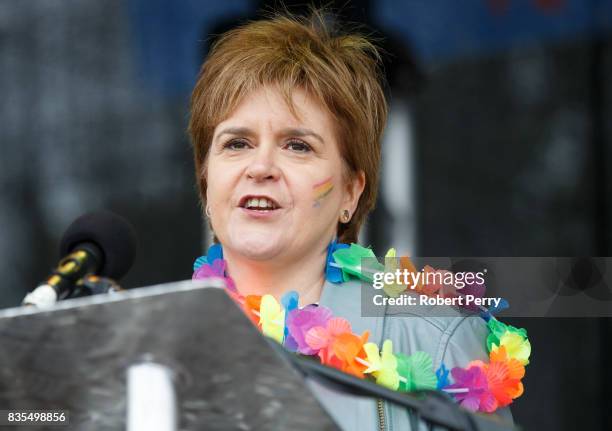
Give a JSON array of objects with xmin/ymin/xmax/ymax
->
[{"xmin": 238, "ymin": 195, "xmax": 281, "ymax": 211}]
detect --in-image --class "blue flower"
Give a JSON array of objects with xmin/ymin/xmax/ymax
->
[
  {"xmin": 325, "ymin": 240, "xmax": 350, "ymax": 283},
  {"xmin": 435, "ymin": 363, "xmax": 450, "ymax": 390},
  {"xmin": 207, "ymin": 243, "xmax": 223, "ymax": 263},
  {"xmin": 480, "ymin": 298, "xmax": 509, "ymax": 322},
  {"xmin": 193, "ymin": 255, "xmax": 207, "ymax": 271},
  {"xmin": 281, "ymin": 290, "xmax": 300, "ymax": 340}
]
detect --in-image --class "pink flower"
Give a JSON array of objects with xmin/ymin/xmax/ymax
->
[
  {"xmin": 192, "ymin": 259, "xmax": 237, "ymax": 293},
  {"xmin": 285, "ymin": 305, "xmax": 333, "ymax": 354}
]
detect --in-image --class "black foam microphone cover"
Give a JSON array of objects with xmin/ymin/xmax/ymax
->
[{"xmin": 59, "ymin": 210, "xmax": 137, "ymax": 279}]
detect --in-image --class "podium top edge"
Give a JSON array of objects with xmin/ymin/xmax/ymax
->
[{"xmin": 0, "ymin": 278, "xmax": 227, "ymax": 319}]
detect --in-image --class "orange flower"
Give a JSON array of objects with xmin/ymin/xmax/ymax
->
[
  {"xmin": 399, "ymin": 257, "xmax": 424, "ymax": 292},
  {"xmin": 480, "ymin": 346, "xmax": 525, "ymax": 407},
  {"xmin": 331, "ymin": 331, "xmax": 370, "ymax": 378},
  {"xmin": 243, "ymin": 295, "xmax": 262, "ymax": 326}
]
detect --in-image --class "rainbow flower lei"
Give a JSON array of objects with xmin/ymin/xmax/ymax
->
[{"xmin": 193, "ymin": 241, "xmax": 531, "ymax": 413}]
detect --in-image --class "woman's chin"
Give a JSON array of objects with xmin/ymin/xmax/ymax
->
[{"xmin": 227, "ymin": 230, "xmax": 287, "ymax": 261}]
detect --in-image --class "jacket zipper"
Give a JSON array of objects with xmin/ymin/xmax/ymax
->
[
  {"xmin": 377, "ymin": 304, "xmax": 389, "ymax": 431},
  {"xmin": 376, "ymin": 398, "xmax": 386, "ymax": 431}
]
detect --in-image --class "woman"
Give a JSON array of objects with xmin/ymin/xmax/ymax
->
[{"xmin": 189, "ymin": 9, "xmax": 525, "ymax": 430}]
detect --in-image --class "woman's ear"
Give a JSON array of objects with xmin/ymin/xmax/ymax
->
[{"xmin": 343, "ymin": 170, "xmax": 366, "ymax": 215}]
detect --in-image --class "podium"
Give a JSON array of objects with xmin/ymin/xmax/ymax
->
[{"xmin": 0, "ymin": 280, "xmax": 338, "ymax": 430}]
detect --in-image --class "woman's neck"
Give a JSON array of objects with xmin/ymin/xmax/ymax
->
[{"xmin": 222, "ymin": 245, "xmax": 328, "ymax": 306}]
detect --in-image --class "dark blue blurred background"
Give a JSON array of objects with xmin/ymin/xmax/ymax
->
[{"xmin": 1, "ymin": 0, "xmax": 611, "ymax": 429}]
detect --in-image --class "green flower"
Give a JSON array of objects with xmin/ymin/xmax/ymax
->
[
  {"xmin": 395, "ymin": 351, "xmax": 438, "ymax": 392},
  {"xmin": 486, "ymin": 319, "xmax": 531, "ymax": 365},
  {"xmin": 332, "ymin": 243, "xmax": 383, "ymax": 283}
]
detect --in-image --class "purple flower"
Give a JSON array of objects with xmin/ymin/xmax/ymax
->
[
  {"xmin": 457, "ymin": 279, "xmax": 486, "ymax": 313},
  {"xmin": 192, "ymin": 259, "xmax": 237, "ymax": 293},
  {"xmin": 284, "ymin": 305, "xmax": 333, "ymax": 354},
  {"xmin": 446, "ymin": 365, "xmax": 496, "ymax": 412}
]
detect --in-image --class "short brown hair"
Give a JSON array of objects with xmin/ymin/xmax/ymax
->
[{"xmin": 189, "ymin": 8, "xmax": 388, "ymax": 243}]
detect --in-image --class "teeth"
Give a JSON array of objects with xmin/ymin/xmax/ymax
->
[{"xmin": 246, "ymin": 198, "xmax": 275, "ymax": 209}]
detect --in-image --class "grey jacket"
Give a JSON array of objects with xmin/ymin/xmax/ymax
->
[{"xmin": 307, "ymin": 279, "xmax": 514, "ymax": 431}]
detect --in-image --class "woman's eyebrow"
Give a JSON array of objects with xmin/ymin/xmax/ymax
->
[
  {"xmin": 215, "ymin": 127, "xmax": 254, "ymax": 141},
  {"xmin": 281, "ymin": 128, "xmax": 324, "ymax": 144},
  {"xmin": 215, "ymin": 127, "xmax": 324, "ymax": 144}
]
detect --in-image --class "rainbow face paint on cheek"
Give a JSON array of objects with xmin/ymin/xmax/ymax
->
[{"xmin": 312, "ymin": 176, "xmax": 334, "ymax": 207}]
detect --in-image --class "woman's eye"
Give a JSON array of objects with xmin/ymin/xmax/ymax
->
[
  {"xmin": 223, "ymin": 139, "xmax": 250, "ymax": 150},
  {"xmin": 285, "ymin": 140, "xmax": 312, "ymax": 153}
]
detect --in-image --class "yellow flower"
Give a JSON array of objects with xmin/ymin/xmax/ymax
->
[
  {"xmin": 363, "ymin": 339, "xmax": 400, "ymax": 390},
  {"xmin": 383, "ymin": 249, "xmax": 406, "ymax": 298},
  {"xmin": 259, "ymin": 295, "xmax": 285, "ymax": 344},
  {"xmin": 491, "ymin": 332, "xmax": 531, "ymax": 366}
]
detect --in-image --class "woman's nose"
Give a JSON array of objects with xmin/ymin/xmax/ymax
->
[{"xmin": 245, "ymin": 144, "xmax": 281, "ymax": 182}]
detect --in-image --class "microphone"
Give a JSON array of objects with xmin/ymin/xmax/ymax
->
[{"xmin": 23, "ymin": 210, "xmax": 137, "ymax": 308}]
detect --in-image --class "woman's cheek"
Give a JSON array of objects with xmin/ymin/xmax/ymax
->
[
  {"xmin": 208, "ymin": 164, "xmax": 237, "ymax": 205},
  {"xmin": 311, "ymin": 176, "xmax": 334, "ymax": 208}
]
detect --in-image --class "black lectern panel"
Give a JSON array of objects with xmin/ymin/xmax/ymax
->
[{"xmin": 0, "ymin": 281, "xmax": 338, "ymax": 431}]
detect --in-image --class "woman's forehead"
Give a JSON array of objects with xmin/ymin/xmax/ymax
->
[{"xmin": 215, "ymin": 85, "xmax": 333, "ymax": 132}]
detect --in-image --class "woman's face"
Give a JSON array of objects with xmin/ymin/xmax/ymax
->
[{"xmin": 205, "ymin": 85, "xmax": 364, "ymax": 262}]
